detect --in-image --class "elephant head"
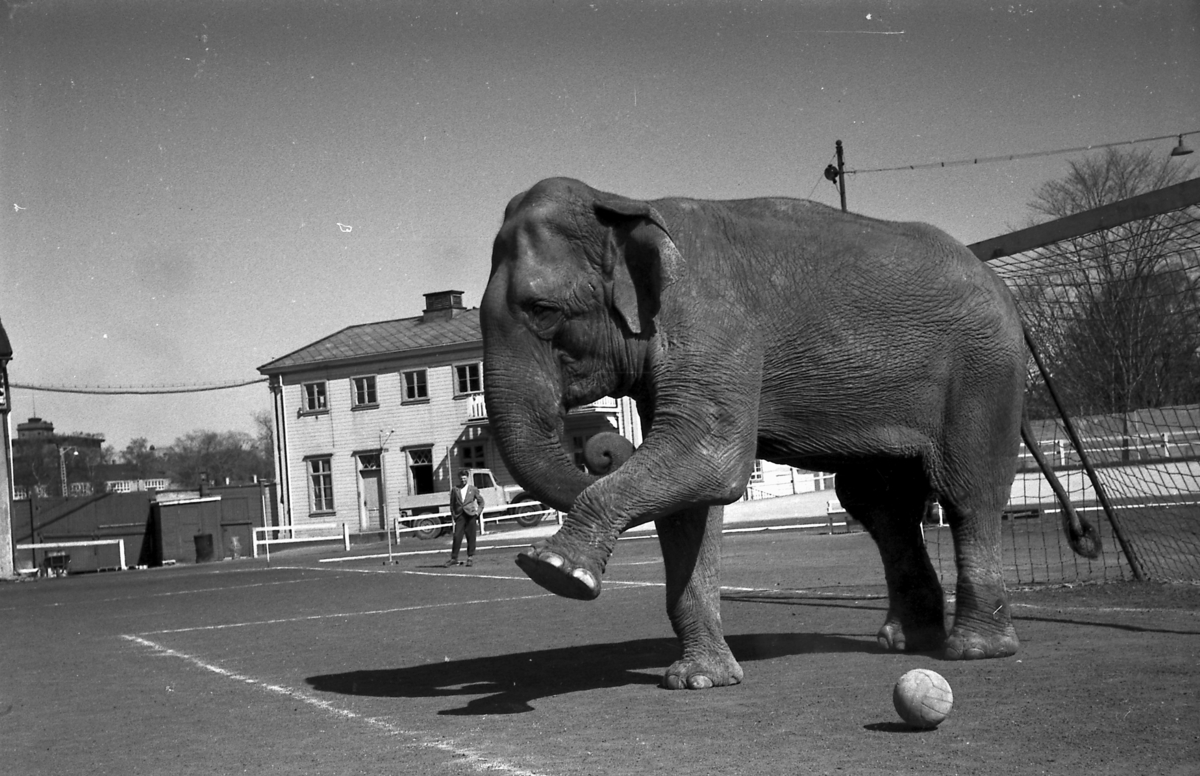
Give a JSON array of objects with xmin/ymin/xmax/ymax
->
[{"xmin": 481, "ymin": 178, "xmax": 668, "ymax": 511}]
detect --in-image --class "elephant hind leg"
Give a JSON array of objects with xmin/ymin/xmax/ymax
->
[
  {"xmin": 835, "ymin": 461, "xmax": 946, "ymax": 653},
  {"xmin": 940, "ymin": 495, "xmax": 1019, "ymax": 660}
]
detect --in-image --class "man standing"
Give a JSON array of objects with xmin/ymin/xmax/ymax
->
[{"xmin": 444, "ymin": 469, "xmax": 485, "ymax": 567}]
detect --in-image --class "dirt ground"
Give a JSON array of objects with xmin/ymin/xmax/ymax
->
[{"xmin": 2, "ymin": 528, "xmax": 1198, "ymax": 776}]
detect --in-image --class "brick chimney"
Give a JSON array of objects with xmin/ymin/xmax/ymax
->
[{"xmin": 422, "ymin": 290, "xmax": 466, "ymax": 323}]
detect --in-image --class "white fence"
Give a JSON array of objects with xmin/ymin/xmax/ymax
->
[
  {"xmin": 253, "ymin": 522, "xmax": 350, "ymax": 562},
  {"xmin": 15, "ymin": 539, "xmax": 128, "ymax": 576},
  {"xmin": 392, "ymin": 505, "xmax": 560, "ymax": 541}
]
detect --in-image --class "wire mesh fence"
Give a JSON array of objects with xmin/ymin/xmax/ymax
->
[{"xmin": 931, "ymin": 177, "xmax": 1200, "ymax": 585}]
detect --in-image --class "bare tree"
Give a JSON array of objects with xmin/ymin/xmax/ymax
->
[
  {"xmin": 163, "ymin": 429, "xmax": 272, "ymax": 488},
  {"xmin": 252, "ymin": 408, "xmax": 275, "ymax": 470},
  {"xmin": 1017, "ymin": 147, "xmax": 1200, "ymax": 419},
  {"xmin": 121, "ymin": 437, "xmax": 159, "ymax": 478}
]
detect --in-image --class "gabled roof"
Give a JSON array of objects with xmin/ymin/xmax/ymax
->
[{"xmin": 258, "ymin": 308, "xmax": 482, "ymax": 375}]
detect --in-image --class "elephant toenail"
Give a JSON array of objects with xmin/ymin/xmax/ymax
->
[
  {"xmin": 688, "ymin": 676, "xmax": 714, "ymax": 690},
  {"xmin": 543, "ymin": 553, "xmax": 564, "ymax": 568},
  {"xmin": 571, "ymin": 568, "xmax": 596, "ymax": 589}
]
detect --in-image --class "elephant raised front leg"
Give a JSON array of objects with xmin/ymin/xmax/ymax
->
[
  {"xmin": 515, "ymin": 526, "xmax": 613, "ymax": 601},
  {"xmin": 514, "ymin": 433, "xmax": 636, "ymax": 600}
]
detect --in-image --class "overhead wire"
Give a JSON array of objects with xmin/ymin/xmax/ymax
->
[
  {"xmin": 845, "ymin": 130, "xmax": 1200, "ymax": 176},
  {"xmin": 10, "ymin": 378, "xmax": 268, "ymax": 396}
]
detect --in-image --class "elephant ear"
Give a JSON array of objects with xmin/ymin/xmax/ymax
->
[{"xmin": 594, "ymin": 198, "xmax": 679, "ymax": 336}]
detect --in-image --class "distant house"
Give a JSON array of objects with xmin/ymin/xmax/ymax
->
[
  {"xmin": 257, "ymin": 290, "xmax": 642, "ymax": 533},
  {"xmin": 101, "ymin": 463, "xmax": 173, "ymax": 495}
]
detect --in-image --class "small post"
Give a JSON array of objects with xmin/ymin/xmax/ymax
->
[
  {"xmin": 385, "ymin": 518, "xmax": 395, "ymax": 565},
  {"xmin": 118, "ymin": 539, "xmax": 127, "ymax": 570},
  {"xmin": 342, "ymin": 522, "xmax": 350, "ymax": 552}
]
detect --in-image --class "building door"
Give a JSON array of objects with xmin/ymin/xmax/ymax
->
[
  {"xmin": 408, "ymin": 448, "xmax": 434, "ymax": 495},
  {"xmin": 358, "ymin": 454, "xmax": 383, "ymax": 530}
]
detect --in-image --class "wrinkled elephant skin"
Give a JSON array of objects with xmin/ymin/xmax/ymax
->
[{"xmin": 481, "ymin": 177, "xmax": 1084, "ymax": 690}]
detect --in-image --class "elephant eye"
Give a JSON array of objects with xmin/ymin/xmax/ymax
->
[
  {"xmin": 530, "ymin": 302, "xmax": 558, "ymax": 320},
  {"xmin": 527, "ymin": 302, "xmax": 562, "ymax": 333}
]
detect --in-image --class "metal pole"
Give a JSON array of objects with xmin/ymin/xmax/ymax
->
[
  {"xmin": 1024, "ymin": 327, "xmax": 1146, "ymax": 580},
  {"xmin": 835, "ymin": 140, "xmax": 847, "ymax": 212},
  {"xmin": 59, "ymin": 446, "xmax": 68, "ymax": 498}
]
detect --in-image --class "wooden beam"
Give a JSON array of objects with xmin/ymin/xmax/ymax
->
[{"xmin": 969, "ymin": 177, "xmax": 1200, "ymax": 262}]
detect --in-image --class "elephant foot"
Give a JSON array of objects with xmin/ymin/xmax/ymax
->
[
  {"xmin": 943, "ymin": 625, "xmax": 1019, "ymax": 660},
  {"xmin": 515, "ymin": 538, "xmax": 605, "ymax": 601},
  {"xmin": 876, "ymin": 616, "xmax": 946, "ymax": 653},
  {"xmin": 662, "ymin": 648, "xmax": 744, "ymax": 690}
]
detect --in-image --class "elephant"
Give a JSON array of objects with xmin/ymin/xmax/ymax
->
[{"xmin": 480, "ymin": 177, "xmax": 1098, "ymax": 690}]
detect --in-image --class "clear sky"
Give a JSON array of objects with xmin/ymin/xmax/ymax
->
[{"xmin": 1, "ymin": 0, "xmax": 1197, "ymax": 451}]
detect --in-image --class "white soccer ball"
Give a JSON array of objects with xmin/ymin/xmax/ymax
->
[{"xmin": 893, "ymin": 668, "xmax": 954, "ymax": 729}]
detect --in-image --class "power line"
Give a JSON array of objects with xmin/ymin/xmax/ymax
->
[
  {"xmin": 846, "ymin": 130, "xmax": 1200, "ymax": 176},
  {"xmin": 10, "ymin": 378, "xmax": 268, "ymax": 396}
]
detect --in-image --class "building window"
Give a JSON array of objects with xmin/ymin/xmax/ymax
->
[
  {"xmin": 352, "ymin": 375, "xmax": 378, "ymax": 408},
  {"xmin": 302, "ymin": 381, "xmax": 328, "ymax": 413},
  {"xmin": 750, "ymin": 460, "xmax": 764, "ymax": 484},
  {"xmin": 813, "ymin": 471, "xmax": 835, "ymax": 492},
  {"xmin": 573, "ymin": 436, "xmax": 586, "ymax": 471},
  {"xmin": 460, "ymin": 444, "xmax": 486, "ymax": 470},
  {"xmin": 455, "ymin": 362, "xmax": 483, "ymax": 395},
  {"xmin": 403, "ymin": 370, "xmax": 428, "ymax": 402},
  {"xmin": 408, "ymin": 447, "xmax": 434, "ymax": 495},
  {"xmin": 308, "ymin": 457, "xmax": 334, "ymax": 512}
]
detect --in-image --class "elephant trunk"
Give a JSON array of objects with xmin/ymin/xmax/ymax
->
[{"xmin": 483, "ymin": 350, "xmax": 597, "ymax": 513}]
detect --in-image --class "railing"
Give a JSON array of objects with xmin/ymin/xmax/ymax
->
[
  {"xmin": 466, "ymin": 394, "xmax": 620, "ymax": 422},
  {"xmin": 478, "ymin": 505, "xmax": 560, "ymax": 534},
  {"xmin": 253, "ymin": 522, "xmax": 350, "ymax": 563},
  {"xmin": 466, "ymin": 393, "xmax": 488, "ymax": 421},
  {"xmin": 391, "ymin": 504, "xmax": 561, "ymax": 541},
  {"xmin": 1020, "ymin": 427, "xmax": 1200, "ymax": 469}
]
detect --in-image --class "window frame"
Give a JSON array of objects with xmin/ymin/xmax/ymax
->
[
  {"xmin": 301, "ymin": 381, "xmax": 329, "ymax": 415},
  {"xmin": 351, "ymin": 375, "xmax": 378, "ymax": 410},
  {"xmin": 307, "ymin": 456, "xmax": 335, "ymax": 514},
  {"xmin": 402, "ymin": 369, "xmax": 429, "ymax": 404},
  {"xmin": 454, "ymin": 361, "xmax": 483, "ymax": 397}
]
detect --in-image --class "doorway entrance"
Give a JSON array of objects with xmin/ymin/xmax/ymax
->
[{"xmin": 357, "ymin": 453, "xmax": 383, "ymax": 531}]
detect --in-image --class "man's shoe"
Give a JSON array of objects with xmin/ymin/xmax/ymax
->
[
  {"xmin": 465, "ymin": 558, "xmax": 474, "ymax": 567},
  {"xmin": 443, "ymin": 559, "xmax": 460, "ymax": 568}
]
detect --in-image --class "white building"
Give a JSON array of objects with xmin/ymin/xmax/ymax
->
[{"xmin": 257, "ymin": 290, "xmax": 641, "ymax": 534}]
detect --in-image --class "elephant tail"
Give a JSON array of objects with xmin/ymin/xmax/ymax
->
[
  {"xmin": 584, "ymin": 431, "xmax": 636, "ymax": 475},
  {"xmin": 1020, "ymin": 419, "xmax": 1102, "ymax": 559}
]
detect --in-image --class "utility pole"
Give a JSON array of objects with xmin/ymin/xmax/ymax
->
[
  {"xmin": 823, "ymin": 140, "xmax": 848, "ymax": 212},
  {"xmin": 0, "ymin": 318, "xmax": 13, "ymax": 578},
  {"xmin": 820, "ymin": 140, "xmax": 849, "ymax": 211}
]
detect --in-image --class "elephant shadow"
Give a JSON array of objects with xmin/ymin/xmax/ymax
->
[{"xmin": 306, "ymin": 632, "xmax": 878, "ymax": 716}]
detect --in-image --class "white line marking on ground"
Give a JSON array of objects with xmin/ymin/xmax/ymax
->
[
  {"xmin": 271, "ymin": 563, "xmax": 665, "ymax": 589},
  {"xmin": 120, "ymin": 635, "xmax": 551, "ymax": 776},
  {"xmin": 135, "ymin": 593, "xmax": 558, "ymax": 635},
  {"xmin": 0, "ymin": 575, "xmax": 326, "ymax": 611},
  {"xmin": 1011, "ymin": 603, "xmax": 1200, "ymax": 616}
]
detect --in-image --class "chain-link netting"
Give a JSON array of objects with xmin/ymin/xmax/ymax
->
[{"xmin": 927, "ymin": 191, "xmax": 1200, "ymax": 585}]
